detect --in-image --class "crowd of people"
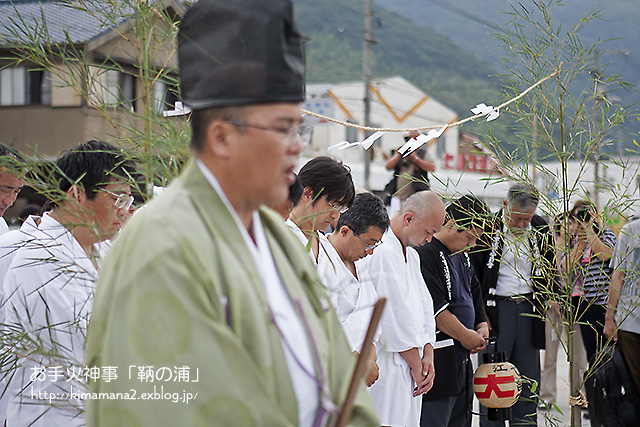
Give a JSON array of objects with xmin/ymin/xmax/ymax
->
[{"xmin": 0, "ymin": 0, "xmax": 638, "ymax": 426}]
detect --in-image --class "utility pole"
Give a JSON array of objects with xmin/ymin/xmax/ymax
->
[
  {"xmin": 593, "ymin": 48, "xmax": 602, "ymax": 208},
  {"xmin": 593, "ymin": 48, "xmax": 604, "ymax": 209},
  {"xmin": 591, "ymin": 48, "xmax": 628, "ymax": 208},
  {"xmin": 362, "ymin": 0, "xmax": 375, "ymax": 190}
]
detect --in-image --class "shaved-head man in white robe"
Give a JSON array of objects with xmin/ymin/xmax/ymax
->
[{"xmin": 357, "ymin": 190, "xmax": 445, "ymax": 427}]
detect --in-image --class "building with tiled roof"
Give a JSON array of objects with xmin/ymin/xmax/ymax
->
[{"xmin": 0, "ymin": 0, "xmax": 185, "ymax": 156}]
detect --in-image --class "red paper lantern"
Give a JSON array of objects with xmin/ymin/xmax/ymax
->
[{"xmin": 473, "ymin": 361, "xmax": 522, "ymax": 408}]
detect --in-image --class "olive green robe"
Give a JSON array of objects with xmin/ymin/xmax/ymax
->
[{"xmin": 86, "ymin": 161, "xmax": 378, "ymax": 426}]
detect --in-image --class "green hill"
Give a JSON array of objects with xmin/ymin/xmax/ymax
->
[
  {"xmin": 374, "ymin": 0, "xmax": 640, "ymax": 153},
  {"xmin": 375, "ymin": 0, "xmax": 640, "ymax": 74},
  {"xmin": 293, "ymin": 0, "xmax": 640, "ymax": 156},
  {"xmin": 293, "ymin": 0, "xmax": 505, "ymax": 136}
]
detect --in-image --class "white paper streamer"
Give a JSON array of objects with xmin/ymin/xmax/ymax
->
[
  {"xmin": 471, "ymin": 103, "xmax": 499, "ymax": 122},
  {"xmin": 163, "ymin": 102, "xmax": 191, "ymax": 117},
  {"xmin": 398, "ymin": 125, "xmax": 447, "ymax": 156},
  {"xmin": 327, "ymin": 130, "xmax": 385, "ymax": 151}
]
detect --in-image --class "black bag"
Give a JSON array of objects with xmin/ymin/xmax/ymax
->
[
  {"xmin": 584, "ymin": 345, "xmax": 640, "ymax": 427},
  {"xmin": 532, "ymin": 310, "xmax": 546, "ymax": 350},
  {"xmin": 382, "ymin": 175, "xmax": 397, "ymax": 205},
  {"xmin": 411, "ymin": 167, "xmax": 430, "ymax": 192}
]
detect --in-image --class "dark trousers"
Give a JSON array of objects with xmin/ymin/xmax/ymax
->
[
  {"xmin": 573, "ymin": 297, "xmax": 606, "ymax": 363},
  {"xmin": 421, "ymin": 359, "xmax": 472, "ymax": 427},
  {"xmin": 421, "ymin": 394, "xmax": 471, "ymax": 427},
  {"xmin": 618, "ymin": 330, "xmax": 640, "ymax": 395},
  {"xmin": 480, "ymin": 299, "xmax": 540, "ymax": 427}
]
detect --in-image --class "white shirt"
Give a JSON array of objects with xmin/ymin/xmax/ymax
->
[
  {"xmin": 317, "ymin": 233, "xmax": 380, "ymax": 352},
  {"xmin": 197, "ymin": 160, "xmax": 319, "ymax": 427},
  {"xmin": 357, "ymin": 228, "xmax": 436, "ymax": 427},
  {"xmin": 3, "ymin": 214, "xmax": 97, "ymax": 426},
  {"xmin": 496, "ymin": 230, "xmax": 533, "ymax": 296}
]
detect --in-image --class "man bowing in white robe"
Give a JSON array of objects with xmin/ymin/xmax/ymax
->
[
  {"xmin": 358, "ymin": 190, "xmax": 445, "ymax": 427},
  {"xmin": 317, "ymin": 192, "xmax": 389, "ymax": 387},
  {"xmin": 287, "ymin": 156, "xmax": 355, "ymax": 262}
]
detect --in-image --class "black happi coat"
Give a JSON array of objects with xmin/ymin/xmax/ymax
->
[{"xmin": 469, "ymin": 211, "xmax": 558, "ymax": 349}]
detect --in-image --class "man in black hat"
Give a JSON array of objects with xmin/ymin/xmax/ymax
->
[{"xmin": 86, "ymin": 1, "xmax": 378, "ymax": 426}]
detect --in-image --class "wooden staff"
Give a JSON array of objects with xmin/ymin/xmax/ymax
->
[{"xmin": 335, "ymin": 297, "xmax": 386, "ymax": 427}]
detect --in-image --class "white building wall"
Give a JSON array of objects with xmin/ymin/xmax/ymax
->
[
  {"xmin": 304, "ymin": 76, "xmax": 459, "ymax": 177},
  {"xmin": 302, "ymin": 78, "xmax": 640, "ymax": 220},
  {"xmin": 295, "ymin": 155, "xmax": 640, "ymax": 220}
]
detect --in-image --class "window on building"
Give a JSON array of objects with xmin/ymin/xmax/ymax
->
[
  {"xmin": 104, "ymin": 69, "xmax": 136, "ymax": 111},
  {"xmin": 0, "ymin": 67, "xmax": 51, "ymax": 106},
  {"xmin": 152, "ymin": 78, "xmax": 179, "ymax": 114}
]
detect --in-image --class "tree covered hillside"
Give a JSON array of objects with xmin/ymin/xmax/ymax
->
[
  {"xmin": 292, "ymin": 0, "xmax": 504, "ymax": 130},
  {"xmin": 376, "ymin": 0, "xmax": 640, "ymax": 75},
  {"xmin": 375, "ymin": 0, "xmax": 640, "ymax": 153}
]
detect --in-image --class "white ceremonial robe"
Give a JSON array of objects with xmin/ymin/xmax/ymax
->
[
  {"xmin": 0, "ymin": 215, "xmax": 40, "ymax": 315},
  {"xmin": 0, "ymin": 217, "xmax": 9, "ymax": 236},
  {"xmin": 0, "ymin": 215, "xmax": 40, "ymax": 423},
  {"xmin": 357, "ymin": 229, "xmax": 436, "ymax": 427},
  {"xmin": 285, "ymin": 217, "xmax": 318, "ymax": 264},
  {"xmin": 317, "ymin": 234, "xmax": 380, "ymax": 352},
  {"xmin": 2, "ymin": 214, "xmax": 97, "ymax": 427},
  {"xmin": 92, "ymin": 239, "xmax": 112, "ymax": 270},
  {"xmin": 286, "ymin": 217, "xmax": 309, "ymax": 246}
]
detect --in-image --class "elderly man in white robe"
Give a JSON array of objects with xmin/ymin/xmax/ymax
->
[
  {"xmin": 1, "ymin": 141, "xmax": 135, "ymax": 427},
  {"xmin": 317, "ymin": 192, "xmax": 389, "ymax": 387},
  {"xmin": 358, "ymin": 190, "xmax": 445, "ymax": 427}
]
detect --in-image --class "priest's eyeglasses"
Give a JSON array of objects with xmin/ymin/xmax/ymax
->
[
  {"xmin": 352, "ymin": 230, "xmax": 383, "ymax": 251},
  {"xmin": 226, "ymin": 121, "xmax": 313, "ymax": 146},
  {"xmin": 103, "ymin": 189, "xmax": 134, "ymax": 211}
]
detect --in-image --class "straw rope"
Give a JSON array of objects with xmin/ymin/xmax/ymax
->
[{"xmin": 302, "ymin": 69, "xmax": 560, "ymax": 133}]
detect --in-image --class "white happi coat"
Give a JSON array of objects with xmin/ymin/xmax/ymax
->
[
  {"xmin": 317, "ymin": 234, "xmax": 380, "ymax": 352},
  {"xmin": 2, "ymin": 214, "xmax": 97, "ymax": 427},
  {"xmin": 357, "ymin": 228, "xmax": 436, "ymax": 427}
]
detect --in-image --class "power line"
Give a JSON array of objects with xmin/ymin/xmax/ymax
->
[{"xmin": 423, "ymin": 0, "xmax": 502, "ymax": 32}]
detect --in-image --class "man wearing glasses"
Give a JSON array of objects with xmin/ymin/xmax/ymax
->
[
  {"xmin": 469, "ymin": 184, "xmax": 556, "ymax": 427},
  {"xmin": 287, "ymin": 156, "xmax": 355, "ymax": 262},
  {"xmin": 415, "ymin": 195, "xmax": 490, "ymax": 427},
  {"xmin": 1, "ymin": 140, "xmax": 136, "ymax": 426},
  {"xmin": 317, "ymin": 192, "xmax": 389, "ymax": 388},
  {"xmin": 85, "ymin": 0, "xmax": 378, "ymax": 426}
]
